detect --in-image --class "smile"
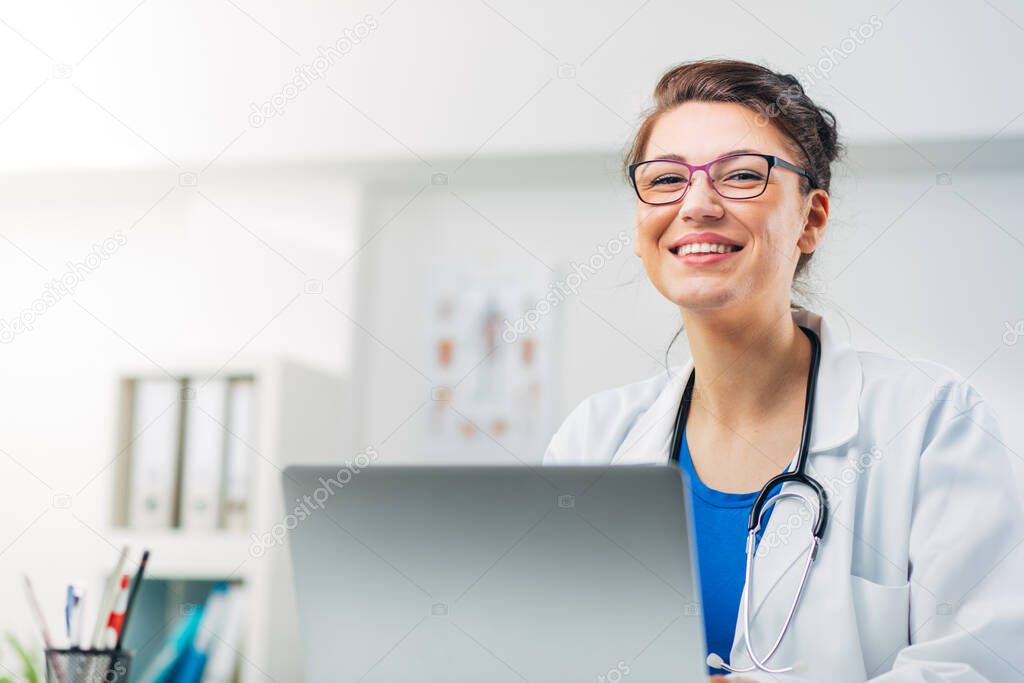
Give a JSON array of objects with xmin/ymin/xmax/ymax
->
[
  {"xmin": 669, "ymin": 242, "xmax": 744, "ymax": 265},
  {"xmin": 670, "ymin": 242, "xmax": 743, "ymax": 256}
]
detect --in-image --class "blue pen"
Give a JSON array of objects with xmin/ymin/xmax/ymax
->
[
  {"xmin": 64, "ymin": 586, "xmax": 73, "ymax": 642},
  {"xmin": 65, "ymin": 584, "xmax": 86, "ymax": 648}
]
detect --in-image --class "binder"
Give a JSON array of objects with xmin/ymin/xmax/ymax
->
[
  {"xmin": 199, "ymin": 585, "xmax": 246, "ymax": 683},
  {"xmin": 180, "ymin": 379, "xmax": 229, "ymax": 530},
  {"xmin": 176, "ymin": 583, "xmax": 229, "ymax": 683},
  {"xmin": 220, "ymin": 379, "xmax": 255, "ymax": 530},
  {"xmin": 128, "ymin": 378, "xmax": 182, "ymax": 529},
  {"xmin": 135, "ymin": 601, "xmax": 205, "ymax": 683}
]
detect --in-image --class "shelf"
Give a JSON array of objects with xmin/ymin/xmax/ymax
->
[
  {"xmin": 107, "ymin": 529, "xmax": 255, "ymax": 581},
  {"xmin": 102, "ymin": 357, "xmax": 349, "ymax": 682}
]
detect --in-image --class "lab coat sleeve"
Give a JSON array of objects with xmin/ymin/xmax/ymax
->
[{"xmin": 733, "ymin": 392, "xmax": 1024, "ymax": 683}]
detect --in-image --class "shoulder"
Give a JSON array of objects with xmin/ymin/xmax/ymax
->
[
  {"xmin": 853, "ymin": 349, "xmax": 1007, "ymax": 467},
  {"xmin": 857, "ymin": 349, "xmax": 968, "ymax": 393},
  {"xmin": 542, "ymin": 367, "xmax": 678, "ymax": 464},
  {"xmin": 856, "ymin": 349, "xmax": 989, "ymax": 421}
]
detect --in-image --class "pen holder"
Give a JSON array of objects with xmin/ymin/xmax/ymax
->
[{"xmin": 44, "ymin": 648, "xmax": 131, "ymax": 683}]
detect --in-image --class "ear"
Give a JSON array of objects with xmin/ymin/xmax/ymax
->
[{"xmin": 798, "ymin": 189, "xmax": 829, "ymax": 254}]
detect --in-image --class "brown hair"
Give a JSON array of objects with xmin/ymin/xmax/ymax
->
[{"xmin": 626, "ymin": 58, "xmax": 844, "ymax": 287}]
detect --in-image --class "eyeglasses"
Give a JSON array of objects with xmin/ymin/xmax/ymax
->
[{"xmin": 628, "ymin": 153, "xmax": 818, "ymax": 206}]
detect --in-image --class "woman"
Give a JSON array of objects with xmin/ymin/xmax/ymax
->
[{"xmin": 543, "ymin": 59, "xmax": 1024, "ymax": 682}]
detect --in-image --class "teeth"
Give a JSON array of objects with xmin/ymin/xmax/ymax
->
[{"xmin": 678, "ymin": 242, "xmax": 740, "ymax": 255}]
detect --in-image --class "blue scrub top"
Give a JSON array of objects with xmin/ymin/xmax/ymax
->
[{"xmin": 676, "ymin": 424, "xmax": 786, "ymax": 675}]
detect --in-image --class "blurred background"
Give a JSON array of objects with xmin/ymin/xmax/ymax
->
[{"xmin": 1, "ymin": 0, "xmax": 1023, "ymax": 681}]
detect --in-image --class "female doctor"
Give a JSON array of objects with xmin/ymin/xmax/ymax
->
[{"xmin": 542, "ymin": 59, "xmax": 1024, "ymax": 682}]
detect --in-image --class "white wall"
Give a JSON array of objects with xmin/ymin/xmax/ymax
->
[{"xmin": 0, "ymin": 1, "xmax": 1022, "ymax": 170}]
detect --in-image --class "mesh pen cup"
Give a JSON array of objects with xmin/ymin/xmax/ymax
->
[{"xmin": 44, "ymin": 649, "xmax": 131, "ymax": 683}]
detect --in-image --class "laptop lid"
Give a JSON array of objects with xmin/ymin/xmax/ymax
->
[{"xmin": 283, "ymin": 464, "xmax": 706, "ymax": 682}]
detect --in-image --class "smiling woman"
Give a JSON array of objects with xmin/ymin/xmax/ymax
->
[
  {"xmin": 624, "ymin": 59, "xmax": 842, "ymax": 320},
  {"xmin": 544, "ymin": 57, "xmax": 1024, "ymax": 683}
]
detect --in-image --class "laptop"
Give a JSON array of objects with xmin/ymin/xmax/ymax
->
[{"xmin": 283, "ymin": 464, "xmax": 707, "ymax": 682}]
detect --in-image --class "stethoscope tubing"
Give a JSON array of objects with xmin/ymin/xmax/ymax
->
[{"xmin": 669, "ymin": 324, "xmax": 829, "ymax": 673}]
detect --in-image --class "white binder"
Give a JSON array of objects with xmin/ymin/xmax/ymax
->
[
  {"xmin": 200, "ymin": 585, "xmax": 247, "ymax": 683},
  {"xmin": 221, "ymin": 378, "xmax": 255, "ymax": 530},
  {"xmin": 128, "ymin": 378, "xmax": 181, "ymax": 528},
  {"xmin": 180, "ymin": 378, "xmax": 229, "ymax": 530}
]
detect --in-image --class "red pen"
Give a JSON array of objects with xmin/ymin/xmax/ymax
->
[{"xmin": 104, "ymin": 575, "xmax": 131, "ymax": 648}]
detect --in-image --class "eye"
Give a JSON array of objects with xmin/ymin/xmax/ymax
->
[
  {"xmin": 724, "ymin": 171, "xmax": 764, "ymax": 181},
  {"xmin": 651, "ymin": 174, "xmax": 687, "ymax": 186}
]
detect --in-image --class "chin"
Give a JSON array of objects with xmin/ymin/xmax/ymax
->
[{"xmin": 658, "ymin": 282, "xmax": 738, "ymax": 310}]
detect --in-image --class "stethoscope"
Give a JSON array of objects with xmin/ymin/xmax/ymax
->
[{"xmin": 669, "ymin": 324, "xmax": 829, "ymax": 674}]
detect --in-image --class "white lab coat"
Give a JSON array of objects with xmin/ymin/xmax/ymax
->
[{"xmin": 543, "ymin": 308, "xmax": 1024, "ymax": 682}]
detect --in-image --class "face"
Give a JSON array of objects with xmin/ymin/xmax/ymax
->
[{"xmin": 632, "ymin": 101, "xmax": 829, "ymax": 316}]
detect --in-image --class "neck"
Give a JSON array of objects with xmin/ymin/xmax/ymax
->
[{"xmin": 681, "ymin": 303, "xmax": 812, "ymax": 426}]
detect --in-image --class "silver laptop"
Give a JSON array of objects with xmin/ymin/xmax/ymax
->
[{"xmin": 283, "ymin": 464, "xmax": 707, "ymax": 682}]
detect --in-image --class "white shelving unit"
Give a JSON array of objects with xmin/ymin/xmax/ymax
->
[{"xmin": 110, "ymin": 354, "xmax": 353, "ymax": 683}]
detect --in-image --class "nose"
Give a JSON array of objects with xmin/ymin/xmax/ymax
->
[{"xmin": 676, "ymin": 171, "xmax": 724, "ymax": 222}]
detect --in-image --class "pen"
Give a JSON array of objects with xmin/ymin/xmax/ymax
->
[
  {"xmin": 115, "ymin": 549, "xmax": 149, "ymax": 650},
  {"xmin": 24, "ymin": 576, "xmax": 55, "ymax": 649},
  {"xmin": 88, "ymin": 545, "xmax": 129, "ymax": 650},
  {"xmin": 65, "ymin": 584, "xmax": 86, "ymax": 648},
  {"xmin": 103, "ymin": 575, "xmax": 131, "ymax": 649},
  {"xmin": 24, "ymin": 576, "xmax": 66, "ymax": 683}
]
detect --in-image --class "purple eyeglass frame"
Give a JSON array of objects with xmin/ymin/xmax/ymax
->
[{"xmin": 627, "ymin": 152, "xmax": 819, "ymax": 205}]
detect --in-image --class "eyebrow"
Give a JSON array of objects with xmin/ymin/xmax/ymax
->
[{"xmin": 646, "ymin": 149, "xmax": 762, "ymax": 163}]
